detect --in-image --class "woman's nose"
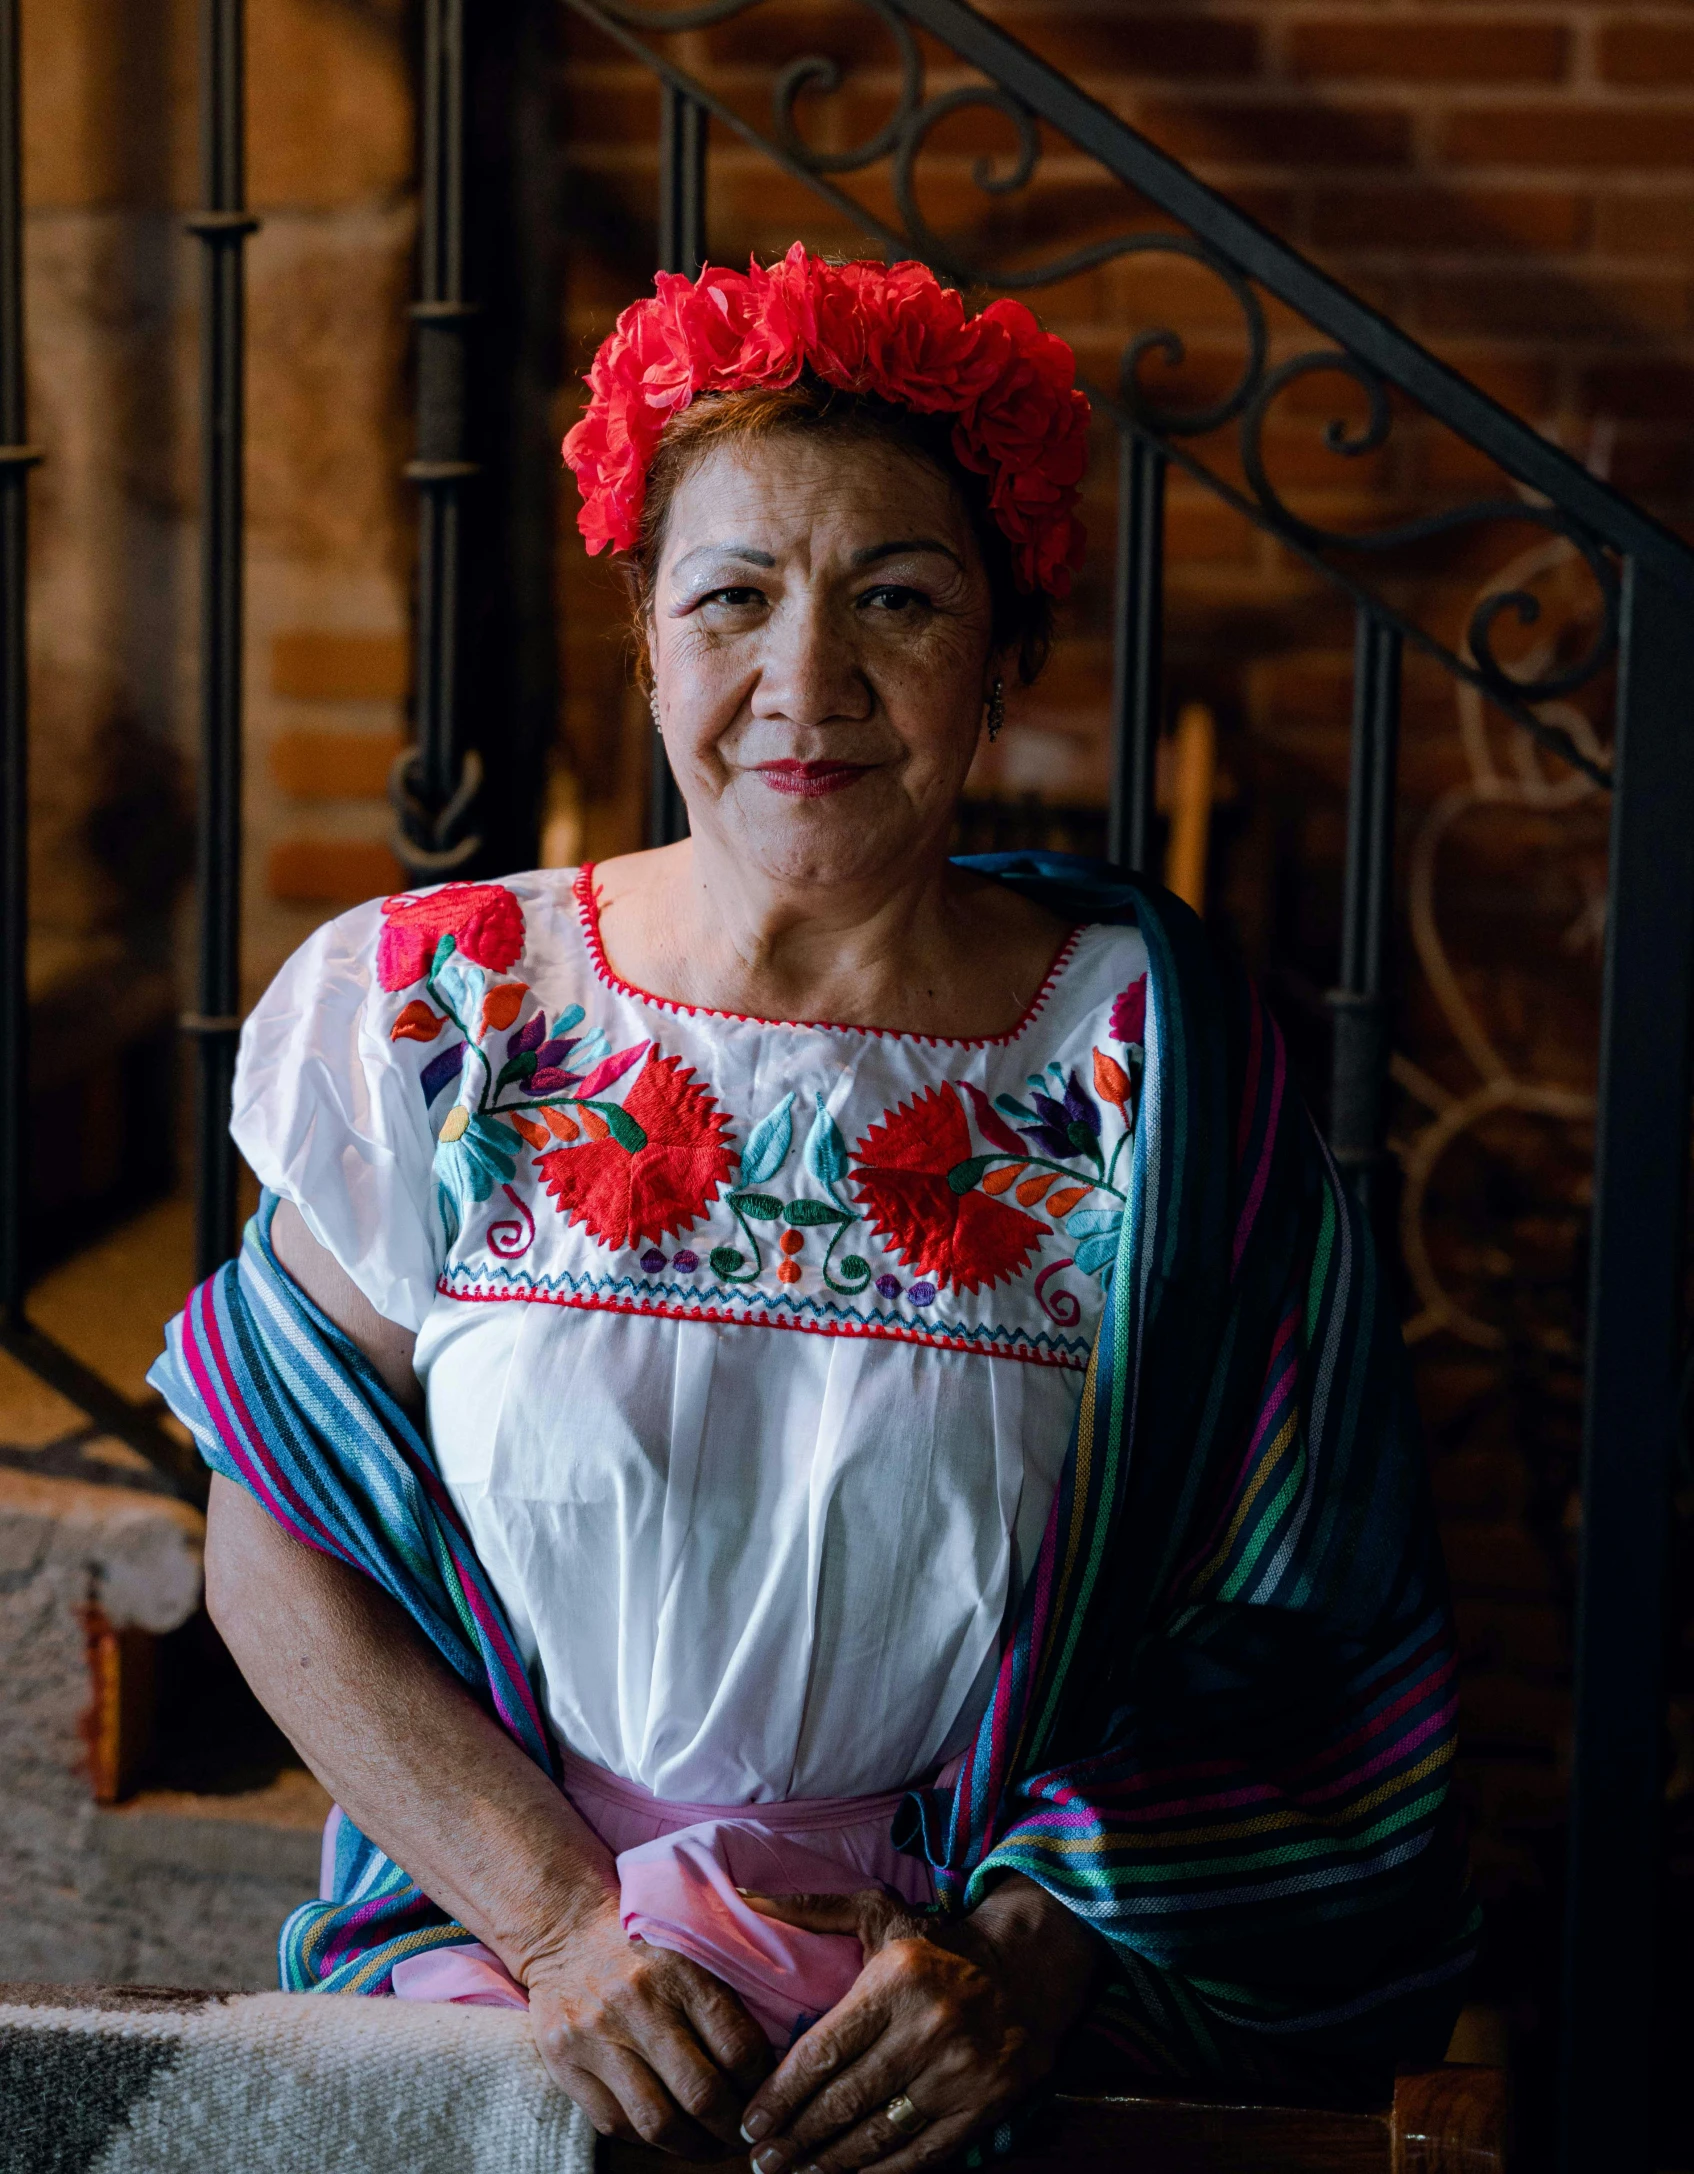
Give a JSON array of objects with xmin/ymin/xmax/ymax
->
[{"xmin": 750, "ymin": 595, "xmax": 869, "ymax": 727}]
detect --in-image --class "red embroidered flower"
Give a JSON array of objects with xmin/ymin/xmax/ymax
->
[
  {"xmin": 536, "ymin": 1051, "xmax": 736, "ymax": 1249},
  {"xmin": 851, "ymin": 1085, "xmax": 1048, "ymax": 1296},
  {"xmin": 377, "ymin": 884, "xmax": 526, "ymax": 993},
  {"xmin": 1110, "ymin": 973, "xmax": 1148, "ymax": 1046},
  {"xmin": 562, "ymin": 246, "xmax": 1090, "ymax": 599}
]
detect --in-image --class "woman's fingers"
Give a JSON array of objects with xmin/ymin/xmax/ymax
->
[
  {"xmin": 743, "ymin": 1888, "xmax": 926, "ymax": 1955},
  {"xmin": 676, "ymin": 1965, "xmax": 773, "ymax": 2096},
  {"xmin": 795, "ymin": 2104, "xmax": 981, "ymax": 2174},
  {"xmin": 741, "ymin": 1983, "xmax": 890, "ymax": 2147}
]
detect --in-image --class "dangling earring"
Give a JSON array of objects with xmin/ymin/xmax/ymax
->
[
  {"xmin": 649, "ymin": 690, "xmax": 662, "ymax": 736},
  {"xmin": 985, "ymin": 677, "xmax": 1005, "ymax": 743}
]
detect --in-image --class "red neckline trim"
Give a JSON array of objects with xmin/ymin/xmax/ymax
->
[{"xmin": 572, "ymin": 864, "xmax": 1084, "ymax": 1048}]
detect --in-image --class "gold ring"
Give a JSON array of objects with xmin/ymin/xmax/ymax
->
[{"xmin": 885, "ymin": 2093, "xmax": 925, "ymax": 2137}]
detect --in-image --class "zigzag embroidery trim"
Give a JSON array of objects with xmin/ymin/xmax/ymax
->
[{"xmin": 436, "ymin": 1263, "xmax": 1092, "ymax": 1370}]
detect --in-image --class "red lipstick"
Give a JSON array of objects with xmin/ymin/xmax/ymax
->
[{"xmin": 755, "ymin": 760, "xmax": 870, "ymax": 798}]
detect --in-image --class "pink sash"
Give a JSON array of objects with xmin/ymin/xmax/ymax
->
[{"xmin": 383, "ymin": 1750, "xmax": 936, "ymax": 2044}]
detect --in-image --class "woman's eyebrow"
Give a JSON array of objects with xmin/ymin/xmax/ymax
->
[
  {"xmin": 672, "ymin": 544, "xmax": 777, "ymax": 578},
  {"xmin": 851, "ymin": 538, "xmax": 965, "ymax": 570}
]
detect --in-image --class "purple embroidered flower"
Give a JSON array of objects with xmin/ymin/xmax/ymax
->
[
  {"xmin": 874, "ymin": 1273, "xmax": 902, "ymax": 1300},
  {"xmin": 673, "ymin": 1249, "xmax": 699, "ymax": 1273},
  {"xmin": 1059, "ymin": 1069, "xmax": 1101, "ymax": 1137},
  {"xmin": 509, "ymin": 1012, "xmax": 548, "ymax": 1058},
  {"xmin": 907, "ymin": 1281, "xmax": 936, "ymax": 1308},
  {"xmin": 529, "ymin": 1065, "xmax": 579, "ymax": 1095},
  {"xmin": 1019, "ymin": 1097, "xmax": 1077, "ymax": 1162},
  {"xmin": 534, "ymin": 1035, "xmax": 579, "ymax": 1071},
  {"xmin": 640, "ymin": 1248, "xmax": 666, "ymax": 1274}
]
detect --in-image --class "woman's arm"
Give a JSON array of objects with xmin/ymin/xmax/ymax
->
[{"xmin": 205, "ymin": 1205, "xmax": 769, "ymax": 2155}]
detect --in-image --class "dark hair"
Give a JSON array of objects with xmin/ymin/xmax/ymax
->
[{"xmin": 620, "ymin": 375, "xmax": 1053, "ymax": 691}]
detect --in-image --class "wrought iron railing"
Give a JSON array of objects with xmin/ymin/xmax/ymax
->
[{"xmin": 0, "ymin": 0, "xmax": 1690, "ymax": 2166}]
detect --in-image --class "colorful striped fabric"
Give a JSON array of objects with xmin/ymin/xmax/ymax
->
[{"xmin": 151, "ymin": 855, "xmax": 1474, "ymax": 2091}]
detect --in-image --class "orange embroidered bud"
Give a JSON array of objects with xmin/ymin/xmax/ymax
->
[
  {"xmin": 391, "ymin": 999, "xmax": 447, "ymax": 1043},
  {"xmin": 1046, "ymin": 1183, "xmax": 1091, "ymax": 1218},
  {"xmin": 578, "ymin": 1106, "xmax": 610, "ymax": 1141},
  {"xmin": 480, "ymin": 982, "xmax": 528, "ymax": 1035},
  {"xmin": 776, "ymin": 1259, "xmax": 802, "ymax": 1285},
  {"xmin": 509, "ymin": 1113, "xmax": 549, "ymax": 1150},
  {"xmin": 1092, "ymin": 1048, "xmax": 1131, "ymax": 1107},
  {"xmin": 981, "ymin": 1161, "xmax": 1029, "ymax": 1195},
  {"xmin": 541, "ymin": 1105, "xmax": 579, "ymax": 1141},
  {"xmin": 1016, "ymin": 1171, "xmax": 1056, "ymax": 1208}
]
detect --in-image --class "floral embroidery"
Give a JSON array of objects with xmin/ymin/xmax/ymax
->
[
  {"xmin": 537, "ymin": 1052, "xmax": 736, "ymax": 1248},
  {"xmin": 1110, "ymin": 971, "xmax": 1147, "ymax": 1048},
  {"xmin": 378, "ymin": 883, "xmax": 525, "ymax": 992},
  {"xmin": 375, "ymin": 878, "xmax": 1144, "ymax": 1362},
  {"xmin": 703, "ymin": 1093, "xmax": 871, "ymax": 1295},
  {"xmin": 851, "ymin": 1086, "xmax": 1048, "ymax": 1297}
]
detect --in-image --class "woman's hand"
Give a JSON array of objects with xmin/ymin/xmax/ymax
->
[
  {"xmin": 735, "ymin": 1877, "xmax": 1102, "ymax": 2174},
  {"xmin": 523, "ymin": 1892, "xmax": 772, "ymax": 2158}
]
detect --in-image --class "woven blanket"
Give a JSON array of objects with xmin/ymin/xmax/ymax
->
[
  {"xmin": 0, "ymin": 1981, "xmax": 593, "ymax": 2174},
  {"xmin": 151, "ymin": 855, "xmax": 1476, "ymax": 2102}
]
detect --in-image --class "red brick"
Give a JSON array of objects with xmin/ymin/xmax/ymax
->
[
  {"xmin": 1135, "ymin": 98, "xmax": 1413, "ymax": 170},
  {"xmin": 1289, "ymin": 19, "xmax": 1568, "ymax": 84},
  {"xmin": 267, "ymin": 838, "xmax": 402, "ymax": 905},
  {"xmin": 1593, "ymin": 190, "xmax": 1694, "ymax": 253},
  {"xmin": 1578, "ymin": 358, "xmax": 1694, "ymax": 416},
  {"xmin": 1312, "ymin": 184, "xmax": 1586, "ymax": 251},
  {"xmin": 1599, "ymin": 19, "xmax": 1694, "ymax": 86},
  {"xmin": 561, "ymin": 70, "xmax": 659, "ymax": 147},
  {"xmin": 1444, "ymin": 103, "xmax": 1694, "ymax": 168},
  {"xmin": 1415, "ymin": 270, "xmax": 1693, "ymax": 337},
  {"xmin": 1002, "ymin": 10, "xmax": 1263, "ymax": 83},
  {"xmin": 271, "ymin": 630, "xmax": 408, "ymax": 701},
  {"xmin": 271, "ymin": 731, "xmax": 403, "ymax": 800}
]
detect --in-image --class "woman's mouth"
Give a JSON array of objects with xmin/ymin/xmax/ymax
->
[{"xmin": 754, "ymin": 760, "xmax": 871, "ymax": 798}]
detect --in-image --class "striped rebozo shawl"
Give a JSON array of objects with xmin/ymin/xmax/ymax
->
[{"xmin": 151, "ymin": 856, "xmax": 1477, "ymax": 2098}]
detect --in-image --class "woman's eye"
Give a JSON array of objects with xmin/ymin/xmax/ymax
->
[
  {"xmin": 859, "ymin": 584, "xmax": 929, "ymax": 614},
  {"xmin": 699, "ymin": 585, "xmax": 765, "ymax": 609}
]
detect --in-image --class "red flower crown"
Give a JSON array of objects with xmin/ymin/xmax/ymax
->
[{"xmin": 561, "ymin": 245, "xmax": 1091, "ymax": 598}]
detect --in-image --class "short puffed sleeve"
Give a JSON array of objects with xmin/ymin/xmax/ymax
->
[{"xmin": 231, "ymin": 898, "xmax": 443, "ymax": 1331}]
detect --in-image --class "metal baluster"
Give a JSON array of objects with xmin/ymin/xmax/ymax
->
[
  {"xmin": 647, "ymin": 81, "xmax": 705, "ymax": 851},
  {"xmin": 394, "ymin": 0, "xmax": 483, "ymax": 877},
  {"xmin": 184, "ymin": 0, "xmax": 256, "ymax": 1281},
  {"xmin": 1561, "ymin": 556, "xmax": 1694, "ymax": 2174},
  {"xmin": 0, "ymin": 0, "xmax": 39, "ymax": 1325},
  {"xmin": 1326, "ymin": 609, "xmax": 1402, "ymax": 1219},
  {"xmin": 1108, "ymin": 428, "xmax": 1164, "ymax": 875}
]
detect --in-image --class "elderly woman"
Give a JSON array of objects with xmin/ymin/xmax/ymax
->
[{"xmin": 157, "ymin": 249, "xmax": 1473, "ymax": 2171}]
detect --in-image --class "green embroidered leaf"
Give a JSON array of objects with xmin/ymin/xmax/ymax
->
[
  {"xmin": 495, "ymin": 1049, "xmax": 539, "ymax": 1092},
  {"xmin": 431, "ymin": 932, "xmax": 458, "ymax": 975},
  {"xmin": 731, "ymin": 1192, "xmax": 783, "ymax": 1221},
  {"xmin": 947, "ymin": 1155, "xmax": 999, "ymax": 1195},
  {"xmin": 588, "ymin": 1101, "xmax": 647, "ymax": 1153},
  {"xmin": 709, "ymin": 1245, "xmax": 746, "ymax": 1277},
  {"xmin": 805, "ymin": 1094, "xmax": 850, "ymax": 1189},
  {"xmin": 1067, "ymin": 1121, "xmax": 1104, "ymax": 1160},
  {"xmin": 738, "ymin": 1092, "xmax": 795, "ymax": 1190},
  {"xmin": 839, "ymin": 1254, "xmax": 870, "ymax": 1281},
  {"xmin": 784, "ymin": 1198, "xmax": 849, "ymax": 1227}
]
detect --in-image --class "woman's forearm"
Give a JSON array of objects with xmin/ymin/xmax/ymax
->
[{"xmin": 204, "ymin": 1472, "xmax": 613, "ymax": 1977}]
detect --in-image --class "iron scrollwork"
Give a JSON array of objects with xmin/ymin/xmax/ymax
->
[{"xmin": 564, "ymin": 0, "xmax": 1625, "ymax": 780}]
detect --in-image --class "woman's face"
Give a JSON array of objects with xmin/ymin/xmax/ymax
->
[{"xmin": 647, "ymin": 430, "xmax": 998, "ymax": 891}]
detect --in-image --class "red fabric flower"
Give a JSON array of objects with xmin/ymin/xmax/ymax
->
[
  {"xmin": 851, "ymin": 1085, "xmax": 1048, "ymax": 1296},
  {"xmin": 562, "ymin": 246, "xmax": 1090, "ymax": 598},
  {"xmin": 1110, "ymin": 973, "xmax": 1148, "ymax": 1046},
  {"xmin": 536, "ymin": 1051, "xmax": 736, "ymax": 1249},
  {"xmin": 377, "ymin": 883, "xmax": 526, "ymax": 993}
]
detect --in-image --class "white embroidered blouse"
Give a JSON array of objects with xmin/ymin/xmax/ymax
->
[{"xmin": 231, "ymin": 867, "xmax": 1150, "ymax": 1804}]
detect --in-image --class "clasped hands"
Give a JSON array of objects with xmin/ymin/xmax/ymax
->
[{"xmin": 524, "ymin": 1875, "xmax": 1101, "ymax": 2169}]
